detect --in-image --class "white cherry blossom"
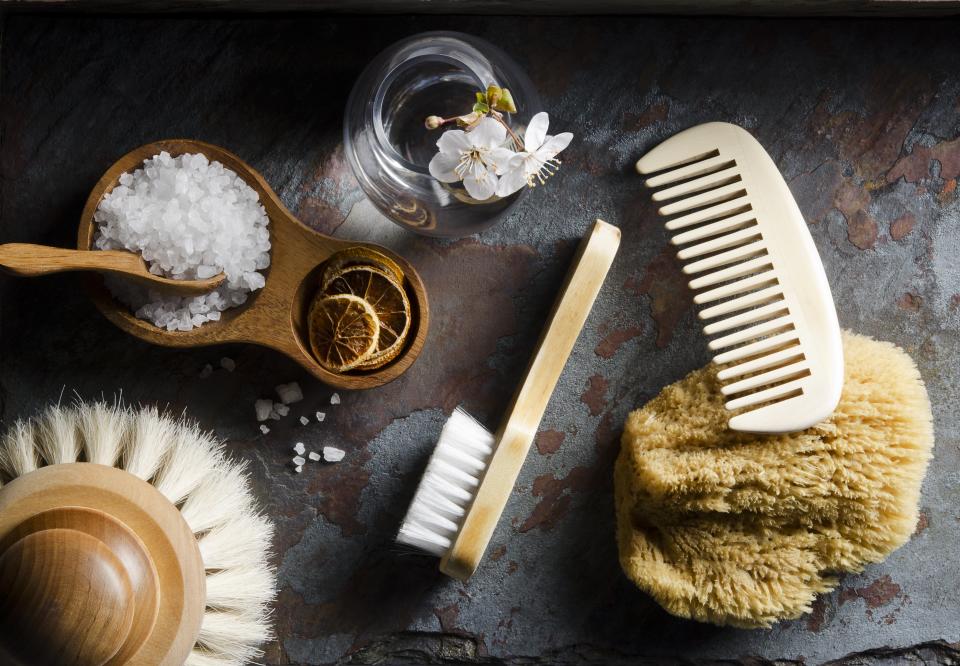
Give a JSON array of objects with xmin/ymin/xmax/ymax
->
[
  {"xmin": 428, "ymin": 117, "xmax": 514, "ymax": 200},
  {"xmin": 496, "ymin": 112, "xmax": 573, "ymax": 197}
]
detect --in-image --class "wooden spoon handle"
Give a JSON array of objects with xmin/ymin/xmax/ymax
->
[{"xmin": 0, "ymin": 243, "xmax": 224, "ymax": 295}]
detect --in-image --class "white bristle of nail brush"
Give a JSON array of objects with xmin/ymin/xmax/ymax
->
[{"xmin": 397, "ymin": 407, "xmax": 496, "ymax": 557}]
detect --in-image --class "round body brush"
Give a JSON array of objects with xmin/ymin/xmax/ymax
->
[{"xmin": 0, "ymin": 402, "xmax": 275, "ymax": 666}]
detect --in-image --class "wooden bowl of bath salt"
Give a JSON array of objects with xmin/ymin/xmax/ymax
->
[{"xmin": 77, "ymin": 139, "xmax": 429, "ymax": 390}]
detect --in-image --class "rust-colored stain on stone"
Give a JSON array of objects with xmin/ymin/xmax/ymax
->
[
  {"xmin": 622, "ymin": 101, "xmax": 669, "ymax": 131},
  {"xmin": 489, "ymin": 544, "xmax": 507, "ymax": 562},
  {"xmin": 594, "ymin": 322, "xmax": 643, "ymax": 359},
  {"xmin": 889, "ymin": 213, "xmax": 916, "ymax": 241},
  {"xmin": 520, "ymin": 466, "xmax": 593, "ymax": 533},
  {"xmin": 435, "ymin": 603, "xmax": 460, "ymax": 633},
  {"xmin": 897, "ymin": 292, "xmax": 922, "ymax": 312},
  {"xmin": 581, "ymin": 375, "xmax": 609, "ymax": 417},
  {"xmin": 535, "ymin": 429, "xmax": 566, "ymax": 455},
  {"xmin": 834, "ymin": 180, "xmax": 878, "ymax": 250},
  {"xmin": 806, "ymin": 597, "xmax": 828, "ymax": 633},
  {"xmin": 888, "ymin": 136, "xmax": 960, "ymax": 184},
  {"xmin": 625, "ymin": 245, "xmax": 691, "ymax": 348},
  {"xmin": 913, "ymin": 509, "xmax": 929, "ymax": 536},
  {"xmin": 839, "ymin": 575, "xmax": 902, "ymax": 610}
]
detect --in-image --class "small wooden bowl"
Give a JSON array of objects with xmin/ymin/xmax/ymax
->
[{"xmin": 77, "ymin": 140, "xmax": 429, "ymax": 390}]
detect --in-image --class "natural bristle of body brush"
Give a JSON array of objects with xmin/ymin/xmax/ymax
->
[
  {"xmin": 0, "ymin": 402, "xmax": 276, "ymax": 666},
  {"xmin": 397, "ymin": 407, "xmax": 495, "ymax": 557}
]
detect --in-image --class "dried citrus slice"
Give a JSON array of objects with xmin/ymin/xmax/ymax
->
[
  {"xmin": 308, "ymin": 293, "xmax": 380, "ymax": 373},
  {"xmin": 322, "ymin": 265, "xmax": 411, "ymax": 370},
  {"xmin": 322, "ymin": 246, "xmax": 404, "ymax": 286}
]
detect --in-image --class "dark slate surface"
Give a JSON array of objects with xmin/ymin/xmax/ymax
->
[{"xmin": 2, "ymin": 14, "xmax": 959, "ymax": 666}]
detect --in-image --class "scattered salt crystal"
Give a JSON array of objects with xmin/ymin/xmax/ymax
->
[
  {"xmin": 308, "ymin": 451, "xmax": 321, "ymax": 461},
  {"xmin": 254, "ymin": 399, "xmax": 273, "ymax": 422},
  {"xmin": 294, "ymin": 465, "xmax": 302, "ymax": 474},
  {"xmin": 316, "ymin": 411, "xmax": 325, "ymax": 422},
  {"xmin": 275, "ymin": 382, "xmax": 303, "ymax": 404},
  {"xmin": 322, "ymin": 446, "xmax": 345, "ymax": 462},
  {"xmin": 274, "ymin": 403, "xmax": 290, "ymax": 417},
  {"xmin": 259, "ymin": 425, "xmax": 270, "ymax": 434},
  {"xmin": 299, "ymin": 416, "xmax": 310, "ymax": 426},
  {"xmin": 94, "ymin": 151, "xmax": 271, "ymax": 331},
  {"xmin": 199, "ymin": 363, "xmax": 213, "ymax": 378},
  {"xmin": 220, "ymin": 357, "xmax": 236, "ymax": 372},
  {"xmin": 293, "ymin": 455, "xmax": 306, "ymax": 466},
  {"xmin": 330, "ymin": 393, "xmax": 341, "ymax": 405},
  {"xmin": 293, "ymin": 442, "xmax": 305, "ymax": 455}
]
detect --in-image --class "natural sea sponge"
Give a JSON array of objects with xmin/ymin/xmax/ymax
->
[{"xmin": 614, "ymin": 331, "xmax": 933, "ymax": 628}]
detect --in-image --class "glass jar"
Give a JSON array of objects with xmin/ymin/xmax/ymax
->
[{"xmin": 344, "ymin": 31, "xmax": 542, "ymax": 238}]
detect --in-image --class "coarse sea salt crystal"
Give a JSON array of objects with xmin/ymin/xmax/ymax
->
[
  {"xmin": 330, "ymin": 393, "xmax": 341, "ymax": 405},
  {"xmin": 199, "ymin": 363, "xmax": 213, "ymax": 378},
  {"xmin": 308, "ymin": 451, "xmax": 321, "ymax": 461},
  {"xmin": 316, "ymin": 411, "xmax": 325, "ymax": 422},
  {"xmin": 275, "ymin": 382, "xmax": 303, "ymax": 404},
  {"xmin": 293, "ymin": 455, "xmax": 306, "ymax": 466},
  {"xmin": 294, "ymin": 465, "xmax": 302, "ymax": 474},
  {"xmin": 293, "ymin": 442, "xmax": 305, "ymax": 455},
  {"xmin": 255, "ymin": 399, "xmax": 273, "ymax": 422},
  {"xmin": 322, "ymin": 446, "xmax": 345, "ymax": 463},
  {"xmin": 273, "ymin": 403, "xmax": 290, "ymax": 417},
  {"xmin": 94, "ymin": 152, "xmax": 271, "ymax": 332},
  {"xmin": 259, "ymin": 425, "xmax": 270, "ymax": 434},
  {"xmin": 299, "ymin": 416, "xmax": 310, "ymax": 426},
  {"xmin": 220, "ymin": 357, "xmax": 236, "ymax": 372}
]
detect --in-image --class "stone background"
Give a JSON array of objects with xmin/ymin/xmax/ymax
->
[{"xmin": 2, "ymin": 14, "xmax": 958, "ymax": 665}]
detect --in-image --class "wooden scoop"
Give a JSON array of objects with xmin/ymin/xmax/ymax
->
[
  {"xmin": 77, "ymin": 139, "xmax": 429, "ymax": 391},
  {"xmin": 0, "ymin": 244, "xmax": 225, "ymax": 296}
]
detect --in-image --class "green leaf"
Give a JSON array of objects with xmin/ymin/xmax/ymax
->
[
  {"xmin": 472, "ymin": 101, "xmax": 490, "ymax": 114},
  {"xmin": 492, "ymin": 87, "xmax": 517, "ymax": 114},
  {"xmin": 475, "ymin": 91, "xmax": 487, "ymax": 105}
]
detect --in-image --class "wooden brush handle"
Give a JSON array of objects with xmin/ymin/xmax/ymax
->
[
  {"xmin": 441, "ymin": 219, "xmax": 621, "ymax": 580},
  {"xmin": 0, "ymin": 243, "xmax": 224, "ymax": 295}
]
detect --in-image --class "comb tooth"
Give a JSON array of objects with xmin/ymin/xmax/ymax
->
[
  {"xmin": 708, "ymin": 315, "xmax": 794, "ymax": 350},
  {"xmin": 664, "ymin": 198, "xmax": 751, "ymax": 231},
  {"xmin": 659, "ymin": 182, "xmax": 747, "ymax": 216},
  {"xmin": 713, "ymin": 330, "xmax": 800, "ymax": 365},
  {"xmin": 703, "ymin": 301, "xmax": 787, "ymax": 334},
  {"xmin": 651, "ymin": 167, "xmax": 740, "ymax": 202},
  {"xmin": 699, "ymin": 286, "xmax": 782, "ymax": 319},
  {"xmin": 688, "ymin": 255, "xmax": 771, "ymax": 289},
  {"xmin": 721, "ymin": 361, "xmax": 810, "ymax": 395},
  {"xmin": 677, "ymin": 240, "xmax": 766, "ymax": 275},
  {"xmin": 717, "ymin": 345, "xmax": 803, "ymax": 380},
  {"xmin": 644, "ymin": 155, "xmax": 734, "ymax": 188},
  {"xmin": 678, "ymin": 231, "xmax": 763, "ymax": 262},
  {"xmin": 694, "ymin": 271, "xmax": 776, "ymax": 305},
  {"xmin": 637, "ymin": 148, "xmax": 719, "ymax": 176},
  {"xmin": 671, "ymin": 212, "xmax": 757, "ymax": 245},
  {"xmin": 724, "ymin": 378, "xmax": 806, "ymax": 411}
]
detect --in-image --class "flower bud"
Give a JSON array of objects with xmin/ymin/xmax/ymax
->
[{"xmin": 424, "ymin": 115, "xmax": 444, "ymax": 130}]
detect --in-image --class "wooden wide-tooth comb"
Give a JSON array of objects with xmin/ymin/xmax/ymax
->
[{"xmin": 636, "ymin": 122, "xmax": 843, "ymax": 434}]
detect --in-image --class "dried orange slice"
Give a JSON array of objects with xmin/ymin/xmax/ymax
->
[
  {"xmin": 308, "ymin": 293, "xmax": 380, "ymax": 373},
  {"xmin": 322, "ymin": 246, "xmax": 404, "ymax": 286},
  {"xmin": 322, "ymin": 265, "xmax": 411, "ymax": 370}
]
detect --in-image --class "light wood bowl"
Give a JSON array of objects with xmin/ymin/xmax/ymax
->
[{"xmin": 77, "ymin": 139, "xmax": 429, "ymax": 390}]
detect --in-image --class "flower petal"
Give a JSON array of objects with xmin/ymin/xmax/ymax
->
[
  {"xmin": 537, "ymin": 131, "xmax": 573, "ymax": 159},
  {"xmin": 468, "ymin": 117, "xmax": 507, "ymax": 149},
  {"xmin": 496, "ymin": 166, "xmax": 529, "ymax": 197},
  {"xmin": 523, "ymin": 112, "xmax": 550, "ymax": 151},
  {"xmin": 488, "ymin": 146, "xmax": 517, "ymax": 175},
  {"xmin": 463, "ymin": 164, "xmax": 498, "ymax": 200},
  {"xmin": 436, "ymin": 129, "xmax": 472, "ymax": 154},
  {"xmin": 428, "ymin": 151, "xmax": 462, "ymax": 183}
]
